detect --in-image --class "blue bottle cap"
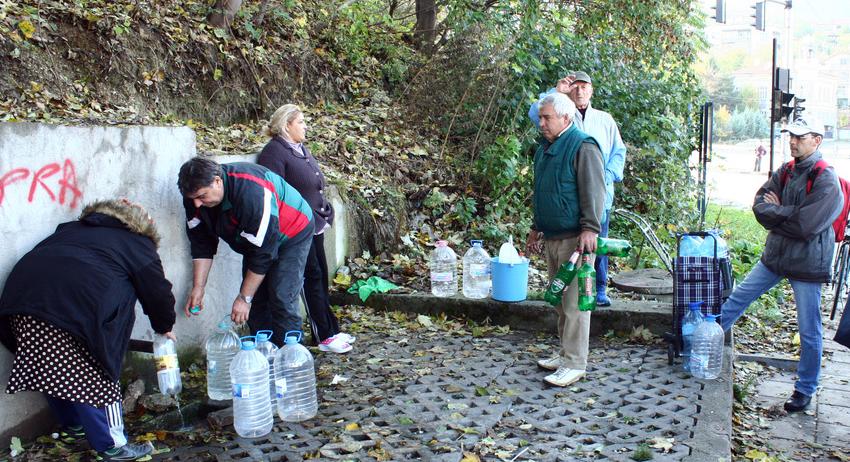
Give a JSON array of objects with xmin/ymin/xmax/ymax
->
[
  {"xmin": 704, "ymin": 314, "xmax": 718, "ymax": 322},
  {"xmin": 256, "ymin": 330, "xmax": 273, "ymax": 343},
  {"xmin": 471, "ymin": 240, "xmax": 483, "ymax": 246},
  {"xmin": 240, "ymin": 335, "xmax": 257, "ymax": 350},
  {"xmin": 689, "ymin": 301, "xmax": 704, "ymax": 311},
  {"xmin": 284, "ymin": 330, "xmax": 302, "ymax": 345}
]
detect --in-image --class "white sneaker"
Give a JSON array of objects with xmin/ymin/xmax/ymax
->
[
  {"xmin": 537, "ymin": 355, "xmax": 562, "ymax": 371},
  {"xmin": 318, "ymin": 336, "xmax": 352, "ymax": 353},
  {"xmin": 544, "ymin": 367, "xmax": 586, "ymax": 387},
  {"xmin": 334, "ymin": 332, "xmax": 356, "ymax": 344}
]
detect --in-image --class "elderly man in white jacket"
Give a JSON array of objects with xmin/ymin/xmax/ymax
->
[{"xmin": 529, "ymin": 71, "xmax": 627, "ymax": 306}]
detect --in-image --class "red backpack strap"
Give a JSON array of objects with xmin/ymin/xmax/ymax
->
[
  {"xmin": 805, "ymin": 159, "xmax": 829, "ymax": 194},
  {"xmin": 779, "ymin": 160, "xmax": 796, "ymax": 189}
]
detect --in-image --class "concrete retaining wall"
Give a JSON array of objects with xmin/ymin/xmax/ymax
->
[{"xmin": 0, "ymin": 122, "xmax": 350, "ymax": 444}]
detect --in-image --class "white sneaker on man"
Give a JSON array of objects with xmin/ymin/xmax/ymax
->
[
  {"xmin": 537, "ymin": 355, "xmax": 562, "ymax": 371},
  {"xmin": 544, "ymin": 367, "xmax": 585, "ymax": 387}
]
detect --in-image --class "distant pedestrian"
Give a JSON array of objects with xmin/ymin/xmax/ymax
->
[
  {"xmin": 529, "ymin": 71, "xmax": 626, "ymax": 307},
  {"xmin": 720, "ymin": 117, "xmax": 841, "ymax": 413},
  {"xmin": 257, "ymin": 104, "xmax": 354, "ymax": 354},
  {"xmin": 526, "ymin": 92, "xmax": 606, "ymax": 387},
  {"xmin": 754, "ymin": 143, "xmax": 766, "ymax": 172},
  {"xmin": 0, "ymin": 199, "xmax": 176, "ymax": 461}
]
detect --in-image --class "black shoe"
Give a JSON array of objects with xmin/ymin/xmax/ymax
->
[
  {"xmin": 96, "ymin": 442, "xmax": 153, "ymax": 461},
  {"xmin": 783, "ymin": 390, "xmax": 812, "ymax": 412}
]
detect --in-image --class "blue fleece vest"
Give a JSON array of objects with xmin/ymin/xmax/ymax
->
[{"xmin": 533, "ymin": 124, "xmax": 597, "ymax": 235}]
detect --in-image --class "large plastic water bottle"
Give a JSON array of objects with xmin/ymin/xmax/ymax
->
[
  {"xmin": 230, "ymin": 336, "xmax": 273, "ymax": 438},
  {"xmin": 689, "ymin": 314, "xmax": 724, "ymax": 380},
  {"xmin": 681, "ymin": 302, "xmax": 705, "ymax": 372},
  {"xmin": 701, "ymin": 231, "xmax": 729, "ymax": 259},
  {"xmin": 498, "ymin": 236, "xmax": 522, "ymax": 264},
  {"xmin": 274, "ymin": 331, "xmax": 317, "ymax": 422},
  {"xmin": 153, "ymin": 334, "xmax": 182, "ymax": 396},
  {"xmin": 679, "ymin": 235, "xmax": 703, "ymax": 257},
  {"xmin": 462, "ymin": 240, "xmax": 491, "ymax": 299},
  {"xmin": 255, "ymin": 330, "xmax": 279, "ymax": 409},
  {"xmin": 430, "ymin": 240, "xmax": 458, "ymax": 297},
  {"xmin": 205, "ymin": 318, "xmax": 241, "ymax": 401}
]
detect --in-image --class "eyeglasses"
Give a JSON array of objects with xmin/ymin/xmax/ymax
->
[{"xmin": 789, "ymin": 134, "xmax": 812, "ymax": 140}]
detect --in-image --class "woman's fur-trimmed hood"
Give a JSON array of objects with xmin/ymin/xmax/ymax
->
[{"xmin": 80, "ymin": 199, "xmax": 161, "ymax": 246}]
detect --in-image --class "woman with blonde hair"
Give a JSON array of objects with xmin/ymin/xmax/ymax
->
[{"xmin": 257, "ymin": 104, "xmax": 354, "ymax": 353}]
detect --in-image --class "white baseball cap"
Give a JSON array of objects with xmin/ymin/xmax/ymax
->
[{"xmin": 782, "ymin": 116, "xmax": 824, "ymax": 136}]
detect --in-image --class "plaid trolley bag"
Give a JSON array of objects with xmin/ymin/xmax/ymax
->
[{"xmin": 666, "ymin": 231, "xmax": 732, "ymax": 365}]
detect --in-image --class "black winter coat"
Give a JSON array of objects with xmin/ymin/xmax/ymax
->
[
  {"xmin": 0, "ymin": 213, "xmax": 176, "ymax": 381},
  {"xmin": 257, "ymin": 137, "xmax": 335, "ymax": 232}
]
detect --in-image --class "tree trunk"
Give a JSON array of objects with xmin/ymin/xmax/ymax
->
[
  {"xmin": 208, "ymin": 0, "xmax": 243, "ymax": 29},
  {"xmin": 414, "ymin": 0, "xmax": 437, "ymax": 53}
]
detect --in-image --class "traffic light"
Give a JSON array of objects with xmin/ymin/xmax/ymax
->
[
  {"xmin": 752, "ymin": 2, "xmax": 766, "ymax": 31},
  {"xmin": 712, "ymin": 0, "xmax": 726, "ymax": 24},
  {"xmin": 793, "ymin": 97, "xmax": 806, "ymax": 120},
  {"xmin": 772, "ymin": 90, "xmax": 794, "ymax": 123}
]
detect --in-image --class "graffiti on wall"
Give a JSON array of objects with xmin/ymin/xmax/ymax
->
[{"xmin": 0, "ymin": 159, "xmax": 82, "ymax": 208}]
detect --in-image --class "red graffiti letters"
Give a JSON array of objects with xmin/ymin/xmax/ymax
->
[{"xmin": 0, "ymin": 159, "xmax": 82, "ymax": 208}]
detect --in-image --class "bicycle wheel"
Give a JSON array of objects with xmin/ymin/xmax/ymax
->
[{"xmin": 831, "ymin": 242, "xmax": 850, "ymax": 320}]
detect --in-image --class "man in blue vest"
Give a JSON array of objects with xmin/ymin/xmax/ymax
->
[
  {"xmin": 529, "ymin": 71, "xmax": 627, "ymax": 307},
  {"xmin": 526, "ymin": 92, "xmax": 606, "ymax": 387}
]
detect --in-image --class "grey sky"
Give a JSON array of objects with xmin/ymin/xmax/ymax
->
[{"xmin": 792, "ymin": 0, "xmax": 850, "ymax": 25}]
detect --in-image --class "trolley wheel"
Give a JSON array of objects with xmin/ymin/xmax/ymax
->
[{"xmin": 667, "ymin": 343, "xmax": 675, "ymax": 365}]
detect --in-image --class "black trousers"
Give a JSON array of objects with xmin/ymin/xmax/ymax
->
[
  {"xmin": 303, "ymin": 233, "xmax": 340, "ymax": 343},
  {"xmin": 247, "ymin": 224, "xmax": 313, "ymax": 347}
]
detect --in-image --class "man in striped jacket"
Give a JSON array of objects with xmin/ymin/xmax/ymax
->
[{"xmin": 178, "ymin": 157, "xmax": 314, "ymax": 346}]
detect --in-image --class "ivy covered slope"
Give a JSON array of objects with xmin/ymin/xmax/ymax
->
[{"xmin": 1, "ymin": 0, "xmax": 707, "ymax": 284}]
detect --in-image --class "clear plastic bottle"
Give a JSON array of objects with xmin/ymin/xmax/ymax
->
[
  {"xmin": 689, "ymin": 314, "xmax": 724, "ymax": 380},
  {"xmin": 153, "ymin": 334, "xmax": 182, "ymax": 396},
  {"xmin": 679, "ymin": 235, "xmax": 703, "ymax": 257},
  {"xmin": 430, "ymin": 240, "xmax": 458, "ymax": 297},
  {"xmin": 498, "ymin": 235, "xmax": 521, "ymax": 264},
  {"xmin": 274, "ymin": 331, "xmax": 317, "ymax": 422},
  {"xmin": 204, "ymin": 317, "xmax": 241, "ymax": 401},
  {"xmin": 255, "ymin": 330, "xmax": 279, "ymax": 410},
  {"xmin": 462, "ymin": 240, "xmax": 491, "ymax": 299},
  {"xmin": 701, "ymin": 231, "xmax": 729, "ymax": 259},
  {"xmin": 681, "ymin": 302, "xmax": 705, "ymax": 372},
  {"xmin": 230, "ymin": 336, "xmax": 273, "ymax": 438}
]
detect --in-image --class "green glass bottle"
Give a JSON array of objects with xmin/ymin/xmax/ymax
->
[
  {"xmin": 577, "ymin": 253, "xmax": 596, "ymax": 311},
  {"xmin": 596, "ymin": 237, "xmax": 631, "ymax": 257},
  {"xmin": 543, "ymin": 251, "xmax": 580, "ymax": 306}
]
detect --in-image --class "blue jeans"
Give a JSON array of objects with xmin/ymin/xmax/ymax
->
[
  {"xmin": 720, "ymin": 261, "xmax": 823, "ymax": 396},
  {"xmin": 594, "ymin": 210, "xmax": 610, "ymax": 294}
]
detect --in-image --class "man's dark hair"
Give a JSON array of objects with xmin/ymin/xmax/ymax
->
[{"xmin": 177, "ymin": 157, "xmax": 223, "ymax": 195}]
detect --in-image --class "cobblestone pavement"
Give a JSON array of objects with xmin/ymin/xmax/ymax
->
[
  {"xmin": 154, "ymin": 316, "xmax": 721, "ymax": 462},
  {"xmin": 746, "ymin": 322, "xmax": 850, "ymax": 459}
]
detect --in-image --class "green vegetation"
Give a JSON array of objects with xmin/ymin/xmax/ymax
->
[
  {"xmin": 704, "ymin": 203, "xmax": 784, "ymax": 325},
  {"xmin": 1, "ymin": 0, "xmax": 708, "ymax": 279}
]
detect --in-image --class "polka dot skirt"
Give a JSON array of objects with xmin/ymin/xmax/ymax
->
[{"xmin": 6, "ymin": 315, "xmax": 121, "ymax": 408}]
